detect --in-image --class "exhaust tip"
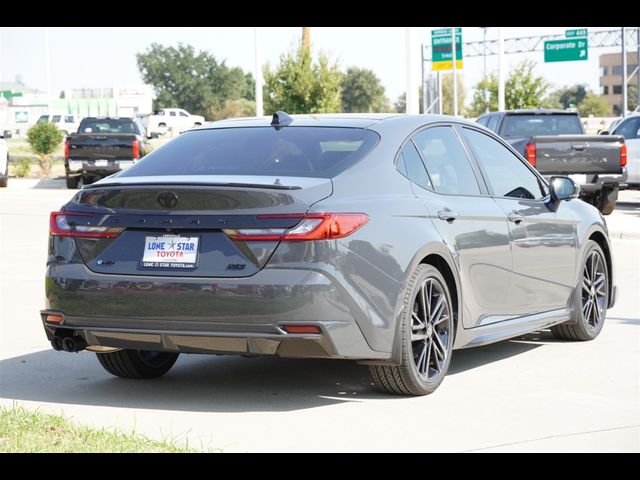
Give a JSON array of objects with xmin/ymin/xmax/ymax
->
[
  {"xmin": 61, "ymin": 336, "xmax": 87, "ymax": 353},
  {"xmin": 51, "ymin": 336, "xmax": 64, "ymax": 351}
]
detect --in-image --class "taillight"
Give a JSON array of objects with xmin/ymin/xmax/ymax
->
[
  {"xmin": 49, "ymin": 211, "xmax": 124, "ymax": 239},
  {"xmin": 621, "ymin": 143, "xmax": 627, "ymax": 167},
  {"xmin": 223, "ymin": 213, "xmax": 369, "ymax": 242},
  {"xmin": 525, "ymin": 143, "xmax": 536, "ymax": 167},
  {"xmin": 282, "ymin": 325, "xmax": 321, "ymax": 334},
  {"xmin": 64, "ymin": 139, "xmax": 69, "ymax": 159},
  {"xmin": 132, "ymin": 139, "xmax": 140, "ymax": 159}
]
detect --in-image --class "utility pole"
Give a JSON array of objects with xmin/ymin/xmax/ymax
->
[
  {"xmin": 498, "ymin": 27, "xmax": 505, "ymax": 111},
  {"xmin": 637, "ymin": 27, "xmax": 640, "ymax": 110},
  {"xmin": 452, "ymin": 27, "xmax": 458, "ymax": 116},
  {"xmin": 45, "ymin": 27, "xmax": 52, "ymax": 113},
  {"xmin": 622, "ymin": 27, "xmax": 627, "ymax": 117},
  {"xmin": 420, "ymin": 43, "xmax": 426, "ymax": 114},
  {"xmin": 302, "ymin": 27, "xmax": 310, "ymax": 49},
  {"xmin": 405, "ymin": 27, "xmax": 419, "ymax": 114},
  {"xmin": 254, "ymin": 27, "xmax": 263, "ymax": 118},
  {"xmin": 482, "ymin": 27, "xmax": 489, "ymax": 112}
]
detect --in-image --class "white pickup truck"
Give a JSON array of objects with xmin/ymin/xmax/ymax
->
[{"xmin": 142, "ymin": 108, "xmax": 205, "ymax": 138}]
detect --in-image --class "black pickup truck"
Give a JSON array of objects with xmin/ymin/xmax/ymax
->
[
  {"xmin": 476, "ymin": 109, "xmax": 627, "ymax": 214},
  {"xmin": 64, "ymin": 117, "xmax": 149, "ymax": 189}
]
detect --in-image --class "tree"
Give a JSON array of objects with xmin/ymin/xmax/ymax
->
[
  {"xmin": 393, "ymin": 87, "xmax": 424, "ymax": 113},
  {"xmin": 578, "ymin": 93, "xmax": 610, "ymax": 117},
  {"xmin": 469, "ymin": 60, "xmax": 550, "ymax": 116},
  {"xmin": 27, "ymin": 122, "xmax": 63, "ymax": 176},
  {"xmin": 210, "ymin": 98, "xmax": 256, "ymax": 120},
  {"xmin": 341, "ymin": 67, "xmax": 390, "ymax": 113},
  {"xmin": 263, "ymin": 46, "xmax": 341, "ymax": 114},
  {"xmin": 629, "ymin": 85, "xmax": 639, "ymax": 112},
  {"xmin": 441, "ymin": 74, "xmax": 466, "ymax": 116},
  {"xmin": 136, "ymin": 43, "xmax": 253, "ymax": 118}
]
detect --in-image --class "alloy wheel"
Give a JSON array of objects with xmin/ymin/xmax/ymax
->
[{"xmin": 581, "ymin": 250, "xmax": 607, "ymax": 330}]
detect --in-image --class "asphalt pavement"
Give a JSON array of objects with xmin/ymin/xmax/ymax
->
[{"xmin": 0, "ymin": 179, "xmax": 638, "ymax": 452}]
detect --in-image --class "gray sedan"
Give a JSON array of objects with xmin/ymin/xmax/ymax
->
[{"xmin": 41, "ymin": 112, "xmax": 615, "ymax": 395}]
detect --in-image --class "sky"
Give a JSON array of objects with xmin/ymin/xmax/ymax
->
[{"xmin": 0, "ymin": 26, "xmax": 628, "ymax": 108}]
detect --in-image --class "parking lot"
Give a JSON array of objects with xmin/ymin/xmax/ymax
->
[{"xmin": 0, "ymin": 180, "xmax": 638, "ymax": 452}]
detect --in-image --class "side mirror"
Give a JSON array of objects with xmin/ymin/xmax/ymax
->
[
  {"xmin": 599, "ymin": 130, "xmax": 609, "ymax": 135},
  {"xmin": 549, "ymin": 176, "xmax": 580, "ymax": 210}
]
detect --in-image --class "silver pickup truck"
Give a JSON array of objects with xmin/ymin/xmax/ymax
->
[{"xmin": 477, "ymin": 109, "xmax": 627, "ymax": 214}]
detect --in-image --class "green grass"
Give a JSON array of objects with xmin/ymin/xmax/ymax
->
[{"xmin": 0, "ymin": 405, "xmax": 198, "ymax": 453}]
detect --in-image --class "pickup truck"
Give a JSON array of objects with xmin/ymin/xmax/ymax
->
[
  {"xmin": 64, "ymin": 117, "xmax": 149, "ymax": 189},
  {"xmin": 476, "ymin": 109, "xmax": 627, "ymax": 214},
  {"xmin": 141, "ymin": 108, "xmax": 205, "ymax": 138}
]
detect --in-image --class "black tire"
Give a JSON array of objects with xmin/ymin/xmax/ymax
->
[
  {"xmin": 0, "ymin": 176, "xmax": 7, "ymax": 188},
  {"xmin": 370, "ymin": 264, "xmax": 454, "ymax": 396},
  {"xmin": 65, "ymin": 175, "xmax": 80, "ymax": 189},
  {"xmin": 96, "ymin": 350, "xmax": 179, "ymax": 379},
  {"xmin": 551, "ymin": 240, "xmax": 608, "ymax": 341}
]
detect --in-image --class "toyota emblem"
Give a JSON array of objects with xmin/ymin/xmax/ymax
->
[{"xmin": 157, "ymin": 191, "xmax": 179, "ymax": 208}]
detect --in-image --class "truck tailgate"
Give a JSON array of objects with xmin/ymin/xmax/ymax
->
[
  {"xmin": 532, "ymin": 134, "xmax": 624, "ymax": 174},
  {"xmin": 68, "ymin": 134, "xmax": 136, "ymax": 160}
]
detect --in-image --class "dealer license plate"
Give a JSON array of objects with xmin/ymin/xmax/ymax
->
[{"xmin": 142, "ymin": 235, "xmax": 199, "ymax": 269}]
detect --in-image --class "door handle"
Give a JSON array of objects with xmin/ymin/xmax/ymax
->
[
  {"xmin": 437, "ymin": 209, "xmax": 459, "ymax": 222},
  {"xmin": 508, "ymin": 212, "xmax": 524, "ymax": 224},
  {"xmin": 571, "ymin": 144, "xmax": 587, "ymax": 151}
]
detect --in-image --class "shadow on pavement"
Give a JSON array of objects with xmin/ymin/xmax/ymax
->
[
  {"xmin": 0, "ymin": 332, "xmax": 552, "ymax": 412},
  {"xmin": 33, "ymin": 178, "xmax": 66, "ymax": 189},
  {"xmin": 607, "ymin": 316, "xmax": 640, "ymax": 325}
]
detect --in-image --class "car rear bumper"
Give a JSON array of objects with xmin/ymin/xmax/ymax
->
[
  {"xmin": 66, "ymin": 160, "xmax": 136, "ymax": 175},
  {"xmin": 43, "ymin": 264, "xmax": 391, "ymax": 360}
]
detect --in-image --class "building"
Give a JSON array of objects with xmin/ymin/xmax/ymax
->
[
  {"xmin": 0, "ymin": 76, "xmax": 154, "ymax": 134},
  {"xmin": 599, "ymin": 52, "xmax": 639, "ymax": 115}
]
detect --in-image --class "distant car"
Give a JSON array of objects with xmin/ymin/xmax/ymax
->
[
  {"xmin": 0, "ymin": 135, "xmax": 8, "ymax": 187},
  {"xmin": 143, "ymin": 108, "xmax": 205, "ymax": 138},
  {"xmin": 606, "ymin": 113, "xmax": 640, "ymax": 188},
  {"xmin": 37, "ymin": 114, "xmax": 81, "ymax": 136},
  {"xmin": 42, "ymin": 113, "xmax": 616, "ymax": 396}
]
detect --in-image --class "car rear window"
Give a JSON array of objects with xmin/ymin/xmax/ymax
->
[
  {"xmin": 79, "ymin": 118, "xmax": 139, "ymax": 134},
  {"xmin": 502, "ymin": 114, "xmax": 583, "ymax": 137},
  {"xmin": 120, "ymin": 127, "xmax": 380, "ymax": 179}
]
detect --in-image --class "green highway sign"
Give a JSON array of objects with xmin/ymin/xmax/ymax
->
[
  {"xmin": 566, "ymin": 28, "xmax": 588, "ymax": 38},
  {"xmin": 544, "ymin": 38, "xmax": 588, "ymax": 62},
  {"xmin": 431, "ymin": 27, "xmax": 462, "ymax": 37},
  {"xmin": 431, "ymin": 28, "xmax": 463, "ymax": 70}
]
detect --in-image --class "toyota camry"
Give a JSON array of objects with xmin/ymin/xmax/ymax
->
[{"xmin": 41, "ymin": 112, "xmax": 615, "ymax": 395}]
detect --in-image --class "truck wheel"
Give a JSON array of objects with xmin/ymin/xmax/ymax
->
[
  {"xmin": 65, "ymin": 175, "xmax": 80, "ymax": 189},
  {"xmin": 598, "ymin": 187, "xmax": 618, "ymax": 215}
]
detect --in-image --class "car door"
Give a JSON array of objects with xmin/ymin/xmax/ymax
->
[
  {"xmin": 613, "ymin": 116, "xmax": 640, "ymax": 184},
  {"xmin": 403, "ymin": 125, "xmax": 513, "ymax": 328},
  {"xmin": 459, "ymin": 126, "xmax": 578, "ymax": 316}
]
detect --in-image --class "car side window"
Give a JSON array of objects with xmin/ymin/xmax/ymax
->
[
  {"xmin": 486, "ymin": 114, "xmax": 500, "ymax": 133},
  {"xmin": 179, "ymin": 111, "xmax": 189, "ymax": 117},
  {"xmin": 614, "ymin": 118, "xmax": 640, "ymax": 139},
  {"xmin": 396, "ymin": 142, "xmax": 432, "ymax": 190},
  {"xmin": 412, "ymin": 126, "xmax": 480, "ymax": 196},
  {"xmin": 169, "ymin": 111, "xmax": 177, "ymax": 117},
  {"xmin": 52, "ymin": 115, "xmax": 61, "ymax": 123},
  {"xmin": 462, "ymin": 128, "xmax": 546, "ymax": 200}
]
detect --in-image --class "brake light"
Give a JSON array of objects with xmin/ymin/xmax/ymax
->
[
  {"xmin": 223, "ymin": 213, "xmax": 369, "ymax": 242},
  {"xmin": 621, "ymin": 143, "xmax": 627, "ymax": 167},
  {"xmin": 49, "ymin": 212, "xmax": 124, "ymax": 239},
  {"xmin": 132, "ymin": 139, "xmax": 140, "ymax": 159},
  {"xmin": 64, "ymin": 139, "xmax": 69, "ymax": 159},
  {"xmin": 525, "ymin": 143, "xmax": 536, "ymax": 167}
]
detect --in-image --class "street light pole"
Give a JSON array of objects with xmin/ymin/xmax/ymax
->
[
  {"xmin": 622, "ymin": 27, "xmax": 627, "ymax": 117},
  {"xmin": 498, "ymin": 27, "xmax": 505, "ymax": 111},
  {"xmin": 254, "ymin": 27, "xmax": 263, "ymax": 118},
  {"xmin": 452, "ymin": 27, "xmax": 458, "ymax": 116},
  {"xmin": 45, "ymin": 27, "xmax": 52, "ymax": 113},
  {"xmin": 482, "ymin": 27, "xmax": 489, "ymax": 112}
]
